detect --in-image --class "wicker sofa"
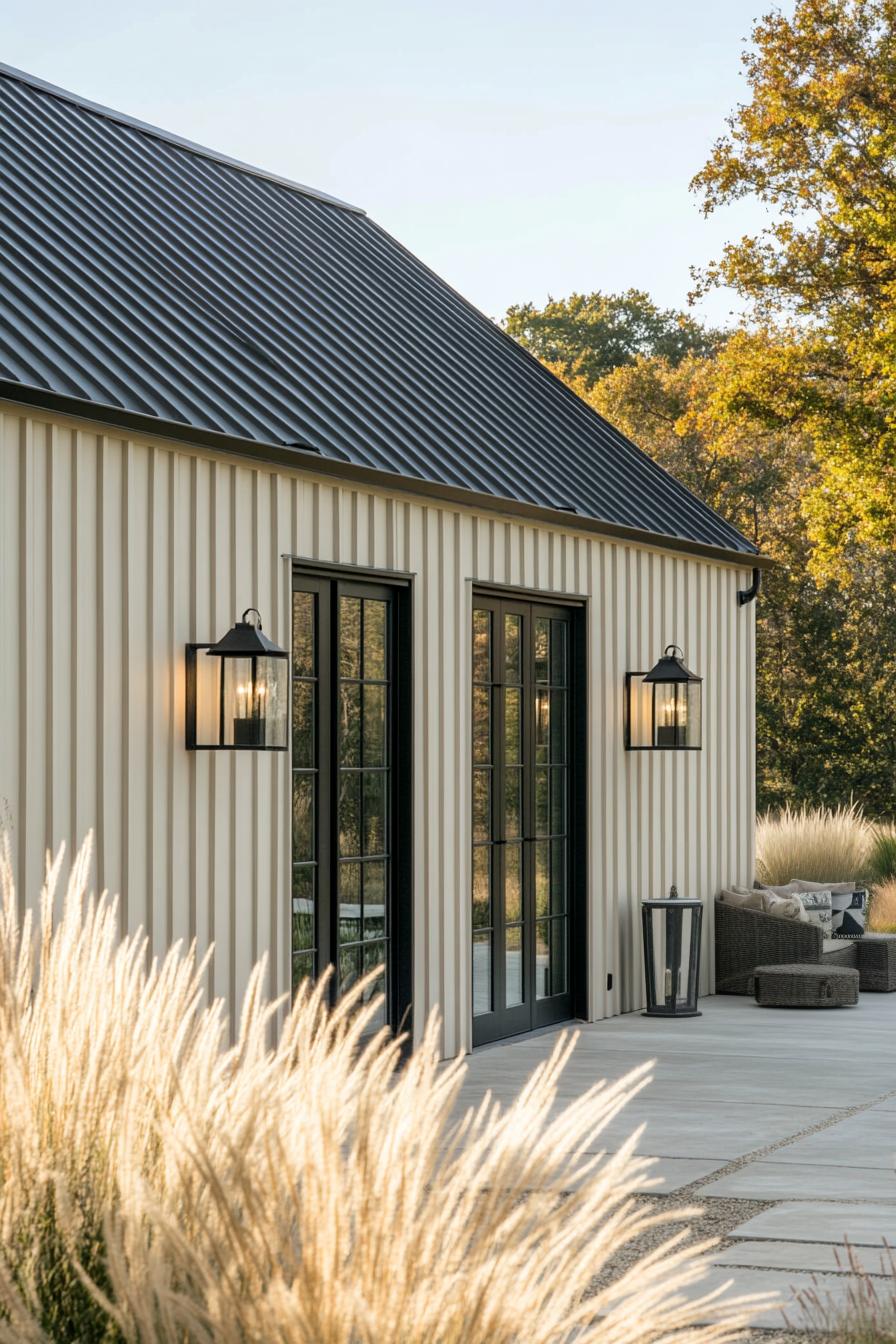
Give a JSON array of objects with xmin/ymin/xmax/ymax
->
[{"xmin": 714, "ymin": 899, "xmax": 859, "ymax": 995}]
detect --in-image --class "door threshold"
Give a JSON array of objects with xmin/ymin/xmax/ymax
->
[{"xmin": 472, "ymin": 1017, "xmax": 583, "ymax": 1052}]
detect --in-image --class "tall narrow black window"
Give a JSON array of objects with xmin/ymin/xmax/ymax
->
[{"xmin": 292, "ymin": 570, "xmax": 411, "ymax": 1034}]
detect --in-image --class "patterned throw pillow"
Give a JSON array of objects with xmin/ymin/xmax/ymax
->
[
  {"xmin": 830, "ymin": 889, "xmax": 867, "ymax": 939},
  {"xmin": 790, "ymin": 879, "xmax": 868, "ymax": 940},
  {"xmin": 794, "ymin": 889, "xmax": 833, "ymax": 935}
]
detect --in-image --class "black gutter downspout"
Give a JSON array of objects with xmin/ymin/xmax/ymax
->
[{"xmin": 737, "ymin": 567, "xmax": 762, "ymax": 606}]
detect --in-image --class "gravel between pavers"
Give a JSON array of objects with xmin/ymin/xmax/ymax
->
[{"xmin": 589, "ymin": 1191, "xmax": 827, "ymax": 1341}]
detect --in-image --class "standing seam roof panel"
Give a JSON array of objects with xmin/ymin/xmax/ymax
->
[{"xmin": 0, "ymin": 66, "xmax": 757, "ymax": 556}]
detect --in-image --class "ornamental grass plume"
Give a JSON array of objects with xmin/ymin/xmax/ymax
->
[
  {"xmin": 0, "ymin": 835, "xmax": 766, "ymax": 1342},
  {"xmin": 868, "ymin": 878, "xmax": 896, "ymax": 933},
  {"xmin": 756, "ymin": 802, "xmax": 871, "ymax": 886},
  {"xmin": 789, "ymin": 1242, "xmax": 896, "ymax": 1341}
]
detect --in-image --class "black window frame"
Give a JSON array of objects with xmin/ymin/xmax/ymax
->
[
  {"xmin": 291, "ymin": 563, "xmax": 413, "ymax": 1038},
  {"xmin": 471, "ymin": 590, "xmax": 587, "ymax": 1047}
]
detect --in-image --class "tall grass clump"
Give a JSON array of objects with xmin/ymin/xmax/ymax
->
[
  {"xmin": 790, "ymin": 1243, "xmax": 896, "ymax": 1341},
  {"xmin": 867, "ymin": 878, "xmax": 896, "ymax": 933},
  {"xmin": 756, "ymin": 802, "xmax": 871, "ymax": 886},
  {"xmin": 867, "ymin": 826, "xmax": 896, "ymax": 889},
  {"xmin": 0, "ymin": 834, "xmax": 765, "ymax": 1343}
]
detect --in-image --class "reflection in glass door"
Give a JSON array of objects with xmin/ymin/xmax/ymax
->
[
  {"xmin": 472, "ymin": 596, "xmax": 579, "ymax": 1046},
  {"xmin": 291, "ymin": 571, "xmax": 411, "ymax": 1034}
]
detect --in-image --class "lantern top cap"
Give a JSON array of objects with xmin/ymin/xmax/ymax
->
[
  {"xmin": 207, "ymin": 608, "xmax": 288, "ymax": 659},
  {"xmin": 641, "ymin": 897, "xmax": 703, "ymax": 908},
  {"xmin": 642, "ymin": 644, "xmax": 701, "ymax": 685}
]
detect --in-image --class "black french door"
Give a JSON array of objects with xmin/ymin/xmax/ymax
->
[
  {"xmin": 472, "ymin": 595, "xmax": 585, "ymax": 1046},
  {"xmin": 291, "ymin": 570, "xmax": 411, "ymax": 1034}
]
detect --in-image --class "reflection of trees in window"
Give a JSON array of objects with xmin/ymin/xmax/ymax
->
[
  {"xmin": 337, "ymin": 595, "xmax": 390, "ymax": 1030},
  {"xmin": 291, "ymin": 589, "xmax": 317, "ymax": 990}
]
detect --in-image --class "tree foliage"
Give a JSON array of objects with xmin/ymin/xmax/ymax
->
[
  {"xmin": 692, "ymin": 0, "xmax": 896, "ymax": 572},
  {"xmin": 522, "ymin": 316, "xmax": 896, "ymax": 813},
  {"xmin": 589, "ymin": 337, "xmax": 896, "ymax": 813},
  {"xmin": 503, "ymin": 289, "xmax": 718, "ymax": 387}
]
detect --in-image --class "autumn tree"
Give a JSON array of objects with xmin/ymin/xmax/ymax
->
[
  {"xmin": 692, "ymin": 0, "xmax": 896, "ymax": 573},
  {"xmin": 503, "ymin": 289, "xmax": 718, "ymax": 387},
  {"xmin": 573, "ymin": 333, "xmax": 896, "ymax": 812}
]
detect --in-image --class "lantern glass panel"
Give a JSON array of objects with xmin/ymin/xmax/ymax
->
[
  {"xmin": 647, "ymin": 906, "xmax": 696, "ymax": 1005},
  {"xmin": 655, "ymin": 681, "xmax": 693, "ymax": 748},
  {"xmin": 192, "ymin": 650, "xmax": 220, "ymax": 747},
  {"xmin": 220, "ymin": 654, "xmax": 288, "ymax": 749},
  {"xmin": 626, "ymin": 673, "xmax": 653, "ymax": 748},
  {"xmin": 685, "ymin": 682, "xmax": 702, "ymax": 749}
]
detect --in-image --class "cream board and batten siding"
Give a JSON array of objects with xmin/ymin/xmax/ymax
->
[{"xmin": 0, "ymin": 402, "xmax": 756, "ymax": 1057}]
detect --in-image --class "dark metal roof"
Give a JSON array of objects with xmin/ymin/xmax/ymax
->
[{"xmin": 0, "ymin": 64, "xmax": 757, "ymax": 559}]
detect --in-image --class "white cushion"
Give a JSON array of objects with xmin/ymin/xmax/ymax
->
[
  {"xmin": 792, "ymin": 878, "xmax": 862, "ymax": 895},
  {"xmin": 720, "ymin": 888, "xmax": 766, "ymax": 911},
  {"xmin": 720, "ymin": 888, "xmax": 804, "ymax": 920},
  {"xmin": 764, "ymin": 893, "xmax": 805, "ymax": 921},
  {"xmin": 761, "ymin": 881, "xmax": 801, "ymax": 897}
]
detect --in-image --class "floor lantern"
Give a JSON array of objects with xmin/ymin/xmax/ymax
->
[{"xmin": 641, "ymin": 885, "xmax": 703, "ymax": 1017}]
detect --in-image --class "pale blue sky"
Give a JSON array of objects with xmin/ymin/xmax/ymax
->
[{"xmin": 3, "ymin": 0, "xmax": 778, "ymax": 326}]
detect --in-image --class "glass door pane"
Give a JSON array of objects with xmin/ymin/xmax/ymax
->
[
  {"xmin": 337, "ymin": 593, "xmax": 391, "ymax": 1032},
  {"xmin": 291, "ymin": 573, "xmax": 409, "ymax": 1035},
  {"xmin": 503, "ymin": 612, "xmax": 524, "ymax": 1009},
  {"xmin": 472, "ymin": 606, "xmax": 493, "ymax": 1017},
  {"xmin": 534, "ymin": 616, "xmax": 569, "ymax": 1001},
  {"xmin": 472, "ymin": 597, "xmax": 576, "ymax": 1046},
  {"xmin": 291, "ymin": 588, "xmax": 318, "ymax": 993}
]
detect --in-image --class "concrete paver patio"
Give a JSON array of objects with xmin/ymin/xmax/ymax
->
[{"xmin": 460, "ymin": 993, "xmax": 896, "ymax": 1334}]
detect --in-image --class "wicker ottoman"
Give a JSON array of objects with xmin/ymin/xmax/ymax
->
[
  {"xmin": 857, "ymin": 935, "xmax": 896, "ymax": 992},
  {"xmin": 753, "ymin": 963, "xmax": 859, "ymax": 1008}
]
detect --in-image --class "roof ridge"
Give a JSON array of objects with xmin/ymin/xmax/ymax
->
[{"xmin": 0, "ymin": 61, "xmax": 366, "ymax": 215}]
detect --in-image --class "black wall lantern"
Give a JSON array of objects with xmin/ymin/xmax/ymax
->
[
  {"xmin": 186, "ymin": 609, "xmax": 288, "ymax": 751},
  {"xmin": 641, "ymin": 886, "xmax": 703, "ymax": 1017},
  {"xmin": 625, "ymin": 645, "xmax": 702, "ymax": 751}
]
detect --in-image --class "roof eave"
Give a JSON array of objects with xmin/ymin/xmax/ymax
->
[{"xmin": 0, "ymin": 382, "xmax": 773, "ymax": 571}]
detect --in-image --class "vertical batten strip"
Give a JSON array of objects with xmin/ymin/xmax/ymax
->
[
  {"xmin": 457, "ymin": 527, "xmax": 473, "ymax": 1053},
  {"xmin": 69, "ymin": 432, "xmax": 79, "ymax": 860},
  {"xmin": 150, "ymin": 448, "xmax": 170, "ymax": 956},
  {"xmin": 0, "ymin": 412, "xmax": 21, "ymax": 899},
  {"xmin": 22, "ymin": 418, "xmax": 47, "ymax": 907},
  {"xmin": 408, "ymin": 502, "xmax": 427, "ymax": 1021},
  {"xmin": 230, "ymin": 468, "xmax": 252, "ymax": 1014},
  {"xmin": 208, "ymin": 461, "xmax": 228, "ymax": 1004},
  {"xmin": 423, "ymin": 508, "xmax": 439, "ymax": 1022},
  {"xmin": 170, "ymin": 453, "xmax": 190, "ymax": 951},
  {"xmin": 438, "ymin": 510, "xmax": 455, "ymax": 1054},
  {"xmin": 48, "ymin": 422, "xmax": 73, "ymax": 893}
]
